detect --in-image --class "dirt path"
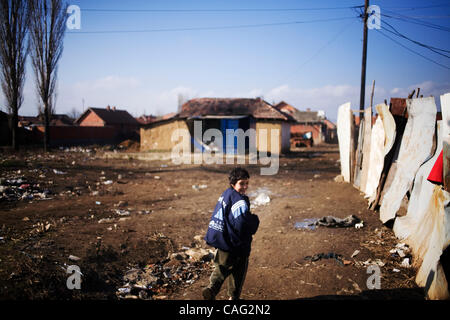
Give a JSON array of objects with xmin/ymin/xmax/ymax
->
[{"xmin": 0, "ymin": 146, "xmax": 423, "ymax": 300}]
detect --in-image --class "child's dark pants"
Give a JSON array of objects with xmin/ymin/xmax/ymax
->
[{"xmin": 208, "ymin": 248, "xmax": 249, "ymax": 300}]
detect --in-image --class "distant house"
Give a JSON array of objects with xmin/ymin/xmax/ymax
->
[
  {"xmin": 275, "ymin": 101, "xmax": 336, "ymax": 145},
  {"xmin": 75, "ymin": 105, "xmax": 139, "ymax": 140},
  {"xmin": 18, "ymin": 114, "xmax": 74, "ymax": 127},
  {"xmin": 136, "ymin": 112, "xmax": 177, "ymax": 125},
  {"xmin": 50, "ymin": 114, "xmax": 75, "ymax": 126},
  {"xmin": 136, "ymin": 115, "xmax": 158, "ymax": 125},
  {"xmin": 140, "ymin": 98, "xmax": 293, "ymax": 154},
  {"xmin": 18, "ymin": 115, "xmax": 40, "ymax": 128}
]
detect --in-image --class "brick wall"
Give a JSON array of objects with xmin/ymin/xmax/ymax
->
[{"xmin": 35, "ymin": 125, "xmax": 117, "ymax": 146}]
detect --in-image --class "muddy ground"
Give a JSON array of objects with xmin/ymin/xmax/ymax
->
[{"xmin": 0, "ymin": 145, "xmax": 424, "ymax": 300}]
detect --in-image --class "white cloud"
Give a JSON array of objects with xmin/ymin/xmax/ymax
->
[{"xmin": 14, "ymin": 77, "xmax": 450, "ymax": 122}]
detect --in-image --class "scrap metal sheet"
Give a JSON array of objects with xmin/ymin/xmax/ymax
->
[{"xmin": 380, "ymin": 97, "xmax": 436, "ymax": 223}]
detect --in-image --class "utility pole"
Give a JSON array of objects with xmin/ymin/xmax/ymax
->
[{"xmin": 359, "ymin": 0, "xmax": 369, "ymax": 119}]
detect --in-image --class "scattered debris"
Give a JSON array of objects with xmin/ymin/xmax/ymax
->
[
  {"xmin": 314, "ymin": 215, "xmax": 361, "ymax": 228},
  {"xmin": 355, "ymin": 221, "xmax": 364, "ymax": 229},
  {"xmin": 68, "ymin": 255, "xmax": 81, "ymax": 262},
  {"xmin": 184, "ymin": 248, "xmax": 214, "ymax": 262},
  {"xmin": 192, "ymin": 184, "xmax": 208, "ymax": 191},
  {"xmin": 334, "ymin": 175, "xmax": 344, "ymax": 183},
  {"xmin": 248, "ymin": 187, "xmax": 273, "ymax": 208},
  {"xmin": 390, "ymin": 243, "xmax": 411, "ymax": 261},
  {"xmin": 114, "ymin": 200, "xmax": 128, "ymax": 208},
  {"xmin": 252, "ymin": 193, "xmax": 270, "ymax": 207},
  {"xmin": 351, "ymin": 250, "xmax": 360, "ymax": 258},
  {"xmin": 304, "ymin": 252, "xmax": 345, "ymax": 266},
  {"xmin": 0, "ymin": 177, "xmax": 52, "ymax": 202},
  {"xmin": 52, "ymin": 169, "xmax": 66, "ymax": 175},
  {"xmin": 348, "ymin": 278, "xmax": 362, "ymax": 292},
  {"xmin": 401, "ymin": 258, "xmax": 411, "ymax": 268},
  {"xmin": 358, "ymin": 258, "xmax": 385, "ymax": 267},
  {"xmin": 116, "ymin": 243, "xmax": 214, "ymax": 300},
  {"xmin": 114, "ymin": 209, "xmax": 131, "ymax": 217}
]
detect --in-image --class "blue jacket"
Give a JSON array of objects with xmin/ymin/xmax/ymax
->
[{"xmin": 205, "ymin": 187, "xmax": 259, "ymax": 256}]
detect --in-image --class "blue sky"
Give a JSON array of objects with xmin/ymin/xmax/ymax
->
[{"xmin": 4, "ymin": 0, "xmax": 450, "ymax": 122}]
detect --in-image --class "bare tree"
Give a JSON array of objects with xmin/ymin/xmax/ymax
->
[
  {"xmin": 28, "ymin": 0, "xmax": 67, "ymax": 151},
  {"xmin": 0, "ymin": 0, "xmax": 29, "ymax": 150},
  {"xmin": 67, "ymin": 106, "xmax": 80, "ymax": 120}
]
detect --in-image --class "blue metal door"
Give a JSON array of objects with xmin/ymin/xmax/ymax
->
[{"xmin": 221, "ymin": 119, "xmax": 239, "ymax": 154}]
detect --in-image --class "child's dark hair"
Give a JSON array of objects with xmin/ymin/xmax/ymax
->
[{"xmin": 229, "ymin": 167, "xmax": 250, "ymax": 186}]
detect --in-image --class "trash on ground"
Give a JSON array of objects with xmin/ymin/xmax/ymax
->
[
  {"xmin": 401, "ymin": 258, "xmax": 411, "ymax": 268},
  {"xmin": 359, "ymin": 258, "xmax": 385, "ymax": 267},
  {"xmin": 192, "ymin": 184, "xmax": 208, "ymax": 191},
  {"xmin": 68, "ymin": 255, "xmax": 81, "ymax": 261},
  {"xmin": 355, "ymin": 221, "xmax": 364, "ymax": 229},
  {"xmin": 351, "ymin": 250, "xmax": 360, "ymax": 258},
  {"xmin": 390, "ymin": 243, "xmax": 410, "ymax": 258},
  {"xmin": 114, "ymin": 200, "xmax": 128, "ymax": 208},
  {"xmin": 114, "ymin": 209, "xmax": 131, "ymax": 216},
  {"xmin": 52, "ymin": 169, "xmax": 66, "ymax": 175},
  {"xmin": 314, "ymin": 215, "xmax": 361, "ymax": 228},
  {"xmin": 252, "ymin": 193, "xmax": 270, "ymax": 207},
  {"xmin": 304, "ymin": 252, "xmax": 345, "ymax": 266},
  {"xmin": 116, "ymin": 240, "xmax": 215, "ymax": 300}
]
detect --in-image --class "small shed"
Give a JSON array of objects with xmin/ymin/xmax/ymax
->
[{"xmin": 140, "ymin": 98, "xmax": 292, "ymax": 154}]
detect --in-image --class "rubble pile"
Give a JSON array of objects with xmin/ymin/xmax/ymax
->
[{"xmin": 116, "ymin": 247, "xmax": 214, "ymax": 300}]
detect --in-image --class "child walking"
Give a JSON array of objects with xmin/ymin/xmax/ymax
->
[{"xmin": 202, "ymin": 167, "xmax": 260, "ymax": 300}]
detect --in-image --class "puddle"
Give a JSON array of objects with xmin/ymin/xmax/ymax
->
[{"xmin": 294, "ymin": 218, "xmax": 318, "ymax": 230}]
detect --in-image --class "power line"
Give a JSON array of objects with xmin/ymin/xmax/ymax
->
[
  {"xmin": 382, "ymin": 9, "xmax": 450, "ymax": 33},
  {"xmin": 80, "ymin": 6, "xmax": 363, "ymax": 13},
  {"xmin": 376, "ymin": 29, "xmax": 450, "ymax": 70},
  {"xmin": 66, "ymin": 16, "xmax": 356, "ymax": 34},
  {"xmin": 383, "ymin": 3, "xmax": 450, "ymax": 11},
  {"xmin": 379, "ymin": 18, "xmax": 450, "ymax": 58}
]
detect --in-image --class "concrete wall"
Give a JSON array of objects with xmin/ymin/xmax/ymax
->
[{"xmin": 140, "ymin": 120, "xmax": 190, "ymax": 152}]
